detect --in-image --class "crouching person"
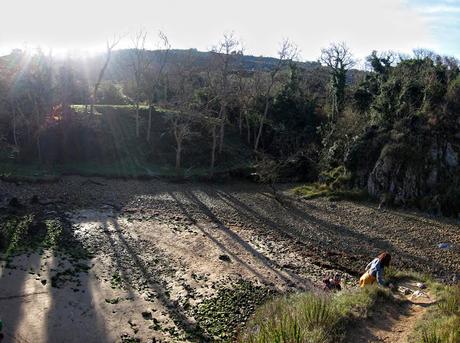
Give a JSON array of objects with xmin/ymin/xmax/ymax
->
[
  {"xmin": 359, "ymin": 252, "xmax": 393, "ymax": 288},
  {"xmin": 323, "ymin": 273, "xmax": 342, "ymax": 292}
]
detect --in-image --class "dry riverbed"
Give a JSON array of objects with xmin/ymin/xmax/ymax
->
[{"xmin": 0, "ymin": 177, "xmax": 459, "ymax": 342}]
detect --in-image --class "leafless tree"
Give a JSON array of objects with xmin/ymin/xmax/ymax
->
[
  {"xmin": 413, "ymin": 48, "xmax": 436, "ymax": 61},
  {"xmin": 165, "ymin": 50, "xmax": 197, "ymax": 176},
  {"xmin": 167, "ymin": 112, "xmax": 194, "ymax": 175},
  {"xmin": 212, "ymin": 33, "xmax": 242, "ymax": 153},
  {"xmin": 254, "ymin": 39, "xmax": 298, "ymax": 152},
  {"xmin": 320, "ymin": 42, "xmax": 354, "ymax": 121},
  {"xmin": 127, "ymin": 30, "xmax": 152, "ymax": 137},
  {"xmin": 90, "ymin": 36, "xmax": 121, "ymax": 115},
  {"xmin": 207, "ymin": 115, "xmax": 220, "ymax": 177},
  {"xmin": 145, "ymin": 31, "xmax": 171, "ymax": 142}
]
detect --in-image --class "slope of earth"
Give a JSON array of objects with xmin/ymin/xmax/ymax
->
[
  {"xmin": 345, "ymin": 281, "xmax": 436, "ymax": 343},
  {"xmin": 0, "ymin": 177, "xmax": 459, "ymax": 342}
]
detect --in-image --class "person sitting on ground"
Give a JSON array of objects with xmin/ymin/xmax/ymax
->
[
  {"xmin": 359, "ymin": 252, "xmax": 393, "ymax": 288},
  {"xmin": 323, "ymin": 273, "xmax": 342, "ymax": 291}
]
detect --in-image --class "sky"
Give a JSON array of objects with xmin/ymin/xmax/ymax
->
[{"xmin": 0, "ymin": 0, "xmax": 459, "ymax": 62}]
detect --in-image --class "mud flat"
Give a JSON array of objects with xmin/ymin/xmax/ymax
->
[{"xmin": 0, "ymin": 177, "xmax": 459, "ymax": 342}]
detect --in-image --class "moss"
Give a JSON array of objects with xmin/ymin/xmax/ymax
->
[
  {"xmin": 105, "ymin": 297, "xmax": 120, "ymax": 304},
  {"xmin": 193, "ymin": 280, "xmax": 275, "ymax": 342},
  {"xmin": 0, "ymin": 214, "xmax": 35, "ymax": 256},
  {"xmin": 292, "ymin": 183, "xmax": 368, "ymax": 202},
  {"xmin": 292, "ymin": 183, "xmax": 331, "ymax": 199},
  {"xmin": 110, "ymin": 272, "xmax": 123, "ymax": 289}
]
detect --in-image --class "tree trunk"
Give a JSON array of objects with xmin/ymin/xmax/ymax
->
[
  {"xmin": 36, "ymin": 132, "xmax": 42, "ymax": 164},
  {"xmin": 163, "ymin": 76, "xmax": 168, "ymax": 101},
  {"xmin": 254, "ymin": 99, "xmax": 270, "ymax": 151},
  {"xmin": 12, "ymin": 109, "xmax": 18, "ymax": 146},
  {"xmin": 147, "ymin": 105, "xmax": 153, "ymax": 142},
  {"xmin": 135, "ymin": 102, "xmax": 140, "ymax": 137},
  {"xmin": 218, "ymin": 104, "xmax": 225, "ymax": 154},
  {"xmin": 91, "ymin": 45, "xmax": 114, "ymax": 115},
  {"xmin": 91, "ymin": 84, "xmax": 100, "ymax": 115},
  {"xmin": 238, "ymin": 109, "xmax": 243, "ymax": 135},
  {"xmin": 210, "ymin": 124, "xmax": 217, "ymax": 177},
  {"xmin": 176, "ymin": 142, "xmax": 182, "ymax": 176},
  {"xmin": 33, "ymin": 98, "xmax": 42, "ymax": 164},
  {"xmin": 246, "ymin": 114, "xmax": 251, "ymax": 144}
]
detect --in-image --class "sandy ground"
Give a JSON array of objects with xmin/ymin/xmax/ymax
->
[{"xmin": 0, "ymin": 177, "xmax": 459, "ymax": 342}]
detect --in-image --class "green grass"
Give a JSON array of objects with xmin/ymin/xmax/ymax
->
[
  {"xmin": 239, "ymin": 269, "xmax": 460, "ymax": 343},
  {"xmin": 409, "ymin": 285, "xmax": 460, "ymax": 343},
  {"xmin": 2, "ymin": 103, "xmax": 253, "ymax": 181},
  {"xmin": 0, "ymin": 160, "xmax": 235, "ymax": 181},
  {"xmin": 71, "ymin": 104, "xmax": 150, "ymax": 113},
  {"xmin": 0, "ymin": 158, "xmax": 254, "ymax": 182},
  {"xmin": 239, "ymin": 286, "xmax": 392, "ymax": 343}
]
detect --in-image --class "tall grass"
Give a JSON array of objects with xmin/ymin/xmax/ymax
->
[
  {"xmin": 437, "ymin": 285, "xmax": 460, "ymax": 316},
  {"xmin": 239, "ymin": 286, "xmax": 391, "ymax": 343},
  {"xmin": 411, "ymin": 285, "xmax": 460, "ymax": 343},
  {"xmin": 240, "ymin": 294, "xmax": 335, "ymax": 343}
]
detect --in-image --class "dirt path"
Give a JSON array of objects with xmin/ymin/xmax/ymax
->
[{"xmin": 346, "ymin": 282, "xmax": 436, "ymax": 343}]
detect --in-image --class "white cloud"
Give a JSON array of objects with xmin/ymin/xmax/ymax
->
[
  {"xmin": 418, "ymin": 4, "xmax": 460, "ymax": 14},
  {"xmin": 0, "ymin": 0, "xmax": 436, "ymax": 59}
]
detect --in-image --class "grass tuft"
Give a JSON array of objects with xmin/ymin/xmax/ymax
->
[
  {"xmin": 410, "ymin": 284, "xmax": 460, "ymax": 343},
  {"xmin": 239, "ymin": 285, "xmax": 392, "ymax": 343}
]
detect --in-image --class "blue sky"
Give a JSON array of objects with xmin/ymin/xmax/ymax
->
[
  {"xmin": 0, "ymin": 0, "xmax": 459, "ymax": 61},
  {"xmin": 406, "ymin": 0, "xmax": 460, "ymax": 56}
]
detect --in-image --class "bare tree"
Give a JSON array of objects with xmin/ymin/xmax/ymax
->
[
  {"xmin": 208, "ymin": 116, "xmax": 220, "ymax": 177},
  {"xmin": 413, "ymin": 48, "xmax": 436, "ymax": 61},
  {"xmin": 320, "ymin": 42, "xmax": 354, "ymax": 121},
  {"xmin": 90, "ymin": 36, "xmax": 121, "ymax": 115},
  {"xmin": 145, "ymin": 31, "xmax": 171, "ymax": 142},
  {"xmin": 166, "ymin": 50, "xmax": 197, "ymax": 176},
  {"xmin": 255, "ymin": 154, "xmax": 283, "ymax": 203},
  {"xmin": 212, "ymin": 33, "xmax": 242, "ymax": 153},
  {"xmin": 128, "ymin": 30, "xmax": 151, "ymax": 137},
  {"xmin": 19, "ymin": 50, "xmax": 54, "ymax": 163},
  {"xmin": 168, "ymin": 112, "xmax": 193, "ymax": 175},
  {"xmin": 254, "ymin": 39, "xmax": 298, "ymax": 152},
  {"xmin": 235, "ymin": 60, "xmax": 253, "ymax": 138}
]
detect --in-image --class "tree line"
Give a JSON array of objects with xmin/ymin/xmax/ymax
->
[{"xmin": 0, "ymin": 33, "xmax": 459, "ymax": 202}]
